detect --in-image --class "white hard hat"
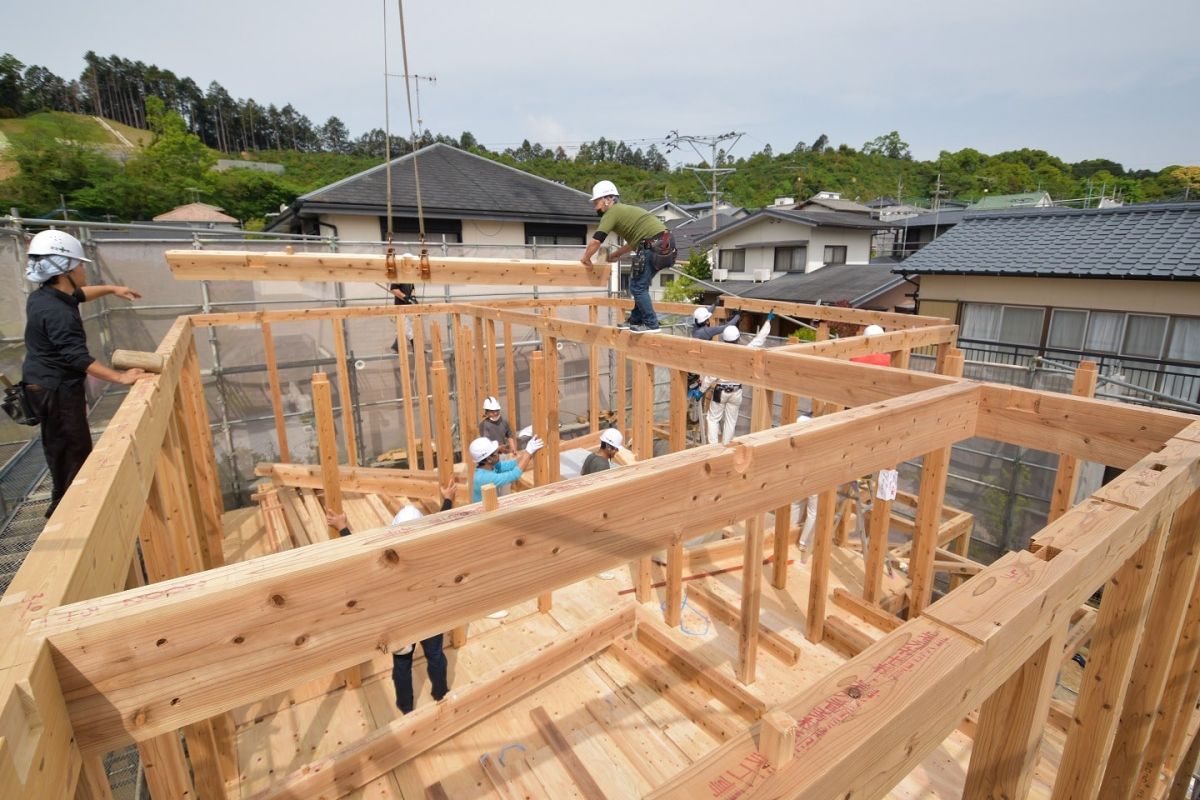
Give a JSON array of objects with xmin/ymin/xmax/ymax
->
[
  {"xmin": 599, "ymin": 428, "xmax": 624, "ymax": 450},
  {"xmin": 795, "ymin": 414, "xmax": 811, "ymax": 424},
  {"xmin": 721, "ymin": 325, "xmax": 741, "ymax": 342},
  {"xmin": 591, "ymin": 180, "xmax": 619, "ymax": 201},
  {"xmin": 392, "ymin": 504, "xmax": 423, "ymax": 524},
  {"xmin": 469, "ymin": 436, "xmax": 500, "ymax": 464},
  {"xmin": 27, "ymin": 230, "xmax": 91, "ymax": 263},
  {"xmin": 693, "ymin": 307, "xmax": 712, "ymax": 325},
  {"xmin": 482, "ymin": 396, "xmax": 501, "ymax": 411},
  {"xmin": 864, "ymin": 324, "xmax": 885, "ymax": 337}
]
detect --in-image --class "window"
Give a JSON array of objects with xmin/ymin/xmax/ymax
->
[
  {"xmin": 773, "ymin": 246, "xmax": 807, "ymax": 272},
  {"xmin": 719, "ymin": 249, "xmax": 745, "ymax": 272},
  {"xmin": 1048, "ymin": 309, "xmax": 1087, "ymax": 350},
  {"xmin": 1168, "ymin": 317, "xmax": 1200, "ymax": 364},
  {"xmin": 524, "ymin": 223, "xmax": 586, "ymax": 246},
  {"xmin": 1086, "ymin": 312, "xmax": 1124, "ymax": 353},
  {"xmin": 380, "ymin": 216, "xmax": 462, "ymax": 242},
  {"xmin": 960, "ymin": 303, "xmax": 1043, "ymax": 345},
  {"xmin": 823, "ymin": 245, "xmax": 847, "ymax": 265},
  {"xmin": 1122, "ymin": 314, "xmax": 1167, "ymax": 359}
]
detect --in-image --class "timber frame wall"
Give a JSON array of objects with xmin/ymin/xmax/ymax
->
[{"xmin": 1, "ymin": 293, "xmax": 1200, "ymax": 799}]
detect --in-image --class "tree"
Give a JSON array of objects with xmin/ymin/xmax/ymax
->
[
  {"xmin": 810, "ymin": 134, "xmax": 829, "ymax": 153},
  {"xmin": 662, "ymin": 249, "xmax": 711, "ymax": 304},
  {"xmin": 0, "ymin": 54, "xmax": 24, "ymax": 116},
  {"xmin": 320, "ymin": 116, "xmax": 351, "ymax": 153},
  {"xmin": 862, "ymin": 131, "xmax": 911, "ymax": 160}
]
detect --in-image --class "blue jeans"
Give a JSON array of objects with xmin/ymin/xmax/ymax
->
[
  {"xmin": 392, "ymin": 633, "xmax": 448, "ymax": 713},
  {"xmin": 628, "ymin": 248, "xmax": 659, "ymax": 328}
]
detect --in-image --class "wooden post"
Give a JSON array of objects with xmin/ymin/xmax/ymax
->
[
  {"xmin": 396, "ymin": 314, "xmax": 419, "ymax": 471},
  {"xmin": 631, "ymin": 361, "xmax": 654, "ymax": 603},
  {"xmin": 311, "ymin": 373, "xmax": 343, "ymax": 534},
  {"xmin": 1101, "ymin": 489, "xmax": 1200, "ymax": 799},
  {"xmin": 503, "ymin": 321, "xmax": 518, "ymax": 431},
  {"xmin": 453, "ymin": 323, "xmax": 477, "ymax": 488},
  {"xmin": 772, "ymin": 394, "xmax": 799, "ymax": 590},
  {"xmin": 1051, "ymin": 512, "xmax": 1172, "ymax": 800},
  {"xmin": 1168, "ymin": 729, "xmax": 1200, "ymax": 800},
  {"xmin": 484, "ymin": 319, "xmax": 500, "ymax": 400},
  {"xmin": 331, "ymin": 318, "xmax": 358, "ymax": 467},
  {"xmin": 411, "ymin": 318, "xmax": 434, "ymax": 471},
  {"xmin": 544, "ymin": 331, "xmax": 561, "ymax": 483},
  {"xmin": 908, "ymin": 348, "xmax": 963, "ymax": 618},
  {"xmin": 140, "ymin": 732, "xmax": 196, "ymax": 800},
  {"xmin": 664, "ymin": 369, "xmax": 688, "ymax": 627},
  {"xmin": 863, "ymin": 487, "xmax": 890, "ymax": 604},
  {"xmin": 473, "ymin": 316, "xmax": 487, "ymax": 405},
  {"xmin": 738, "ymin": 389, "xmax": 772, "ymax": 684},
  {"xmin": 431, "ymin": 361, "xmax": 455, "ymax": 489},
  {"xmin": 589, "ymin": 305, "xmax": 600, "ymax": 431},
  {"xmin": 1049, "ymin": 361, "xmax": 1099, "ymax": 521},
  {"xmin": 178, "ymin": 351, "xmax": 225, "ymax": 568},
  {"xmin": 75, "ymin": 756, "xmax": 114, "ymax": 800},
  {"xmin": 811, "ymin": 321, "xmax": 829, "ymax": 416},
  {"xmin": 963, "ymin": 622, "xmax": 1067, "ymax": 798},
  {"xmin": 805, "ymin": 487, "xmax": 838, "ymax": 643},
  {"xmin": 616, "ymin": 351, "xmax": 628, "ymax": 437},
  {"xmin": 261, "ymin": 320, "xmax": 290, "ymax": 462},
  {"xmin": 759, "ymin": 710, "xmax": 797, "ymax": 769},
  {"xmin": 529, "ymin": 351, "xmax": 553, "ymax": 612}
]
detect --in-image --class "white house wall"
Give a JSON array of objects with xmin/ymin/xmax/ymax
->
[
  {"xmin": 318, "ymin": 214, "xmax": 596, "ymax": 251},
  {"xmin": 709, "ymin": 216, "xmax": 874, "ymax": 276}
]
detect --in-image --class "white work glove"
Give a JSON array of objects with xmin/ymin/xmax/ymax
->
[{"xmin": 525, "ymin": 436, "xmax": 545, "ymax": 455}]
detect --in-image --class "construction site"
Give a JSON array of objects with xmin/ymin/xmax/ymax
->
[{"xmin": 0, "ymin": 225, "xmax": 1199, "ymax": 800}]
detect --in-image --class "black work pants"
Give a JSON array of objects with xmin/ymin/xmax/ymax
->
[{"xmin": 26, "ymin": 382, "xmax": 92, "ymax": 517}]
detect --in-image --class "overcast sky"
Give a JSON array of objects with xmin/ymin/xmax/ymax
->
[{"xmin": 5, "ymin": 0, "xmax": 1197, "ymax": 171}]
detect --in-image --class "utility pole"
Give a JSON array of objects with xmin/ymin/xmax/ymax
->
[
  {"xmin": 386, "ymin": 73, "xmax": 437, "ymax": 132},
  {"xmin": 664, "ymin": 131, "xmax": 744, "ymax": 231}
]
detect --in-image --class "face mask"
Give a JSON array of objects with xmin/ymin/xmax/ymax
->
[{"xmin": 596, "ymin": 208, "xmax": 606, "ymax": 217}]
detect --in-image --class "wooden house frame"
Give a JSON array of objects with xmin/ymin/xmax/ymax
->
[{"xmin": 2, "ymin": 253, "xmax": 1200, "ymax": 798}]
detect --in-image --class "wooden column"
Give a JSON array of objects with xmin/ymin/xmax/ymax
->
[
  {"xmin": 261, "ymin": 320, "xmax": 290, "ymax": 462},
  {"xmin": 503, "ymin": 321, "xmax": 518, "ymax": 432},
  {"xmin": 451, "ymin": 484, "xmax": 502, "ymax": 648},
  {"xmin": 863, "ymin": 488, "xmax": 890, "ymax": 604},
  {"xmin": 544, "ymin": 329, "xmax": 561, "ymax": 483},
  {"xmin": 529, "ymin": 351, "xmax": 553, "ymax": 612},
  {"xmin": 1137, "ymin": 568, "xmax": 1200, "ymax": 795},
  {"xmin": 311, "ymin": 373, "xmax": 343, "ymax": 535},
  {"xmin": 473, "ymin": 316, "xmax": 487, "ymax": 404},
  {"xmin": 453, "ymin": 322, "xmax": 477, "ymax": 487},
  {"xmin": 631, "ymin": 361, "xmax": 654, "ymax": 603},
  {"xmin": 75, "ymin": 757, "xmax": 114, "ymax": 800},
  {"xmin": 411, "ymin": 318, "xmax": 434, "ymax": 471},
  {"xmin": 330, "ymin": 318, "xmax": 358, "ymax": 466},
  {"xmin": 805, "ymin": 487, "xmax": 838, "ymax": 643},
  {"xmin": 616, "ymin": 351, "xmax": 628, "ymax": 437},
  {"xmin": 396, "ymin": 313, "xmax": 419, "ymax": 471},
  {"xmin": 1102, "ymin": 489, "xmax": 1200, "ymax": 799},
  {"xmin": 1052, "ymin": 512, "xmax": 1172, "ymax": 800},
  {"xmin": 484, "ymin": 319, "xmax": 500, "ymax": 400},
  {"xmin": 963, "ymin": 622, "xmax": 1068, "ymax": 798},
  {"xmin": 665, "ymin": 369, "xmax": 688, "ymax": 627},
  {"xmin": 178, "ymin": 352, "xmax": 225, "ymax": 568},
  {"xmin": 140, "ymin": 732, "xmax": 196, "ymax": 800},
  {"xmin": 738, "ymin": 389, "xmax": 772, "ymax": 684},
  {"xmin": 589, "ymin": 305, "xmax": 601, "ymax": 431},
  {"xmin": 1049, "ymin": 361, "xmax": 1099, "ymax": 522},
  {"xmin": 759, "ymin": 710, "xmax": 796, "ymax": 769},
  {"xmin": 772, "ymin": 394, "xmax": 799, "ymax": 590},
  {"xmin": 907, "ymin": 348, "xmax": 964, "ymax": 618},
  {"xmin": 431, "ymin": 361, "xmax": 455, "ymax": 488},
  {"xmin": 811, "ymin": 322, "xmax": 829, "ymax": 416}
]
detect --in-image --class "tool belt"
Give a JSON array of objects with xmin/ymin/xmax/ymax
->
[
  {"xmin": 712, "ymin": 383, "xmax": 741, "ymax": 403},
  {"xmin": 640, "ymin": 231, "xmax": 677, "ymax": 272},
  {"xmin": 0, "ymin": 375, "xmax": 40, "ymax": 426}
]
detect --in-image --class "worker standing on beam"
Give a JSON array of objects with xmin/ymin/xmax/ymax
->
[
  {"xmin": 327, "ymin": 479, "xmax": 457, "ymax": 713},
  {"xmin": 469, "ymin": 434, "xmax": 543, "ymax": 502},
  {"xmin": 21, "ymin": 230, "xmax": 149, "ymax": 517},
  {"xmin": 580, "ymin": 180, "xmax": 676, "ymax": 334},
  {"xmin": 698, "ymin": 312, "xmax": 774, "ymax": 444}
]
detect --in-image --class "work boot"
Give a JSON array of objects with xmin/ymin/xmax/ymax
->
[{"xmin": 629, "ymin": 324, "xmax": 660, "ymax": 334}]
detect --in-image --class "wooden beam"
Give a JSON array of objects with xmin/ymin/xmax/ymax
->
[
  {"xmin": 261, "ymin": 321, "xmax": 290, "ymax": 462},
  {"xmin": 529, "ymin": 706, "xmax": 606, "ymax": 800},
  {"xmin": 330, "ymin": 318, "xmax": 358, "ymax": 467},
  {"xmin": 1049, "ymin": 361, "xmax": 1099, "ymax": 521},
  {"xmin": 759, "ymin": 710, "xmax": 796, "ymax": 769},
  {"xmin": 452, "ymin": 322, "xmax": 477, "ymax": 489},
  {"xmin": 74, "ymin": 757, "xmax": 113, "ymax": 800},
  {"xmin": 805, "ymin": 487, "xmax": 838, "ymax": 643},
  {"xmin": 165, "ymin": 250, "xmax": 609, "ymax": 286},
  {"xmin": 632, "ymin": 360, "xmax": 654, "ymax": 604},
  {"xmin": 503, "ymin": 321, "xmax": 518, "ymax": 433},
  {"xmin": 777, "ymin": 324, "xmax": 958, "ymax": 359},
  {"xmin": 244, "ymin": 607, "xmax": 635, "ymax": 800},
  {"xmin": 721, "ymin": 295, "xmax": 946, "ymax": 331},
  {"xmin": 140, "ymin": 732, "xmax": 195, "ymax": 799},
  {"xmin": 615, "ymin": 350, "xmax": 627, "ymax": 436},
  {"xmin": 821, "ymin": 615, "xmax": 877, "ymax": 658},
  {"xmin": 665, "ymin": 370, "xmax": 687, "ymax": 627},
  {"xmin": 588, "ymin": 305, "xmax": 600, "ymax": 431},
  {"xmin": 738, "ymin": 389, "xmax": 773, "ymax": 683},
  {"xmin": 255, "ymin": 463, "xmax": 441, "ymax": 502},
  {"xmin": 431, "ymin": 361, "xmax": 455, "ymax": 487},
  {"xmin": 411, "ymin": 318, "xmax": 434, "ymax": 471},
  {"xmin": 529, "ymin": 350, "xmax": 554, "ymax": 613},
  {"xmin": 396, "ymin": 314, "xmax": 420, "ymax": 471},
  {"xmin": 683, "ymin": 581, "xmax": 802, "ymax": 666},
  {"xmin": 772, "ymin": 394, "xmax": 799, "ymax": 590},
  {"xmin": 963, "ymin": 623, "xmax": 1067, "ymax": 798},
  {"xmin": 484, "ymin": 319, "xmax": 500, "ymax": 400},
  {"xmin": 831, "ymin": 588, "xmax": 901, "ymax": 633},
  {"xmin": 41, "ymin": 382, "xmax": 982, "ymax": 753},
  {"xmin": 310, "ymin": 373, "xmax": 343, "ymax": 534},
  {"xmin": 544, "ymin": 322, "xmax": 562, "ymax": 484}
]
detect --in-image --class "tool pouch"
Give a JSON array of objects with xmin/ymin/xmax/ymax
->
[
  {"xmin": 2, "ymin": 383, "xmax": 40, "ymax": 426},
  {"xmin": 649, "ymin": 231, "xmax": 677, "ymax": 272}
]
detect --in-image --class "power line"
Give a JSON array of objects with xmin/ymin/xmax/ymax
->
[{"xmin": 664, "ymin": 131, "xmax": 745, "ymax": 230}]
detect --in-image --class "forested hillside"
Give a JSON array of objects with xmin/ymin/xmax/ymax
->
[{"xmin": 1, "ymin": 51, "xmax": 1196, "ymax": 226}]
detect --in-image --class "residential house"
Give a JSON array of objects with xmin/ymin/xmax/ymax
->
[
  {"xmin": 266, "ymin": 142, "xmax": 596, "ymax": 251},
  {"xmin": 896, "ymin": 203, "xmax": 1200, "ymax": 411},
  {"xmin": 737, "ymin": 261, "xmax": 912, "ymax": 313},
  {"xmin": 969, "ymin": 191, "xmax": 1052, "ymax": 211},
  {"xmin": 891, "ymin": 208, "xmax": 968, "ymax": 257},
  {"xmin": 152, "ymin": 202, "xmax": 240, "ymax": 229},
  {"xmin": 694, "ymin": 207, "xmax": 893, "ymax": 286},
  {"xmin": 792, "ymin": 191, "xmax": 874, "ymax": 216},
  {"xmin": 633, "ymin": 199, "xmax": 696, "ymax": 225}
]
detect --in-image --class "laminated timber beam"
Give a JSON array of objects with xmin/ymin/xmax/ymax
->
[
  {"xmin": 39, "ymin": 381, "xmax": 980, "ymax": 755},
  {"xmin": 164, "ymin": 250, "xmax": 609, "ymax": 286},
  {"xmin": 647, "ymin": 430, "xmax": 1200, "ymax": 799}
]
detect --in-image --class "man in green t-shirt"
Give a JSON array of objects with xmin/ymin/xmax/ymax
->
[{"xmin": 580, "ymin": 180, "xmax": 669, "ymax": 333}]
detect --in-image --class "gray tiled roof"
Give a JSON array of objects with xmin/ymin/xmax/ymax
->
[
  {"xmin": 668, "ymin": 214, "xmax": 734, "ymax": 258},
  {"xmin": 736, "ymin": 263, "xmax": 906, "ymax": 305},
  {"xmin": 896, "ymin": 203, "xmax": 1200, "ymax": 280},
  {"xmin": 695, "ymin": 208, "xmax": 892, "ymax": 246},
  {"xmin": 895, "ymin": 208, "xmax": 967, "ymax": 229},
  {"xmin": 288, "ymin": 143, "xmax": 595, "ymax": 224}
]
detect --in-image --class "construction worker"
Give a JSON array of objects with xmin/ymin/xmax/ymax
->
[
  {"xmin": 326, "ymin": 478, "xmax": 457, "ymax": 713},
  {"xmin": 791, "ymin": 416, "xmax": 820, "ymax": 552},
  {"xmin": 691, "ymin": 303, "xmax": 741, "ymax": 340},
  {"xmin": 470, "ymin": 434, "xmax": 543, "ymax": 502},
  {"xmin": 21, "ymin": 230, "xmax": 149, "ymax": 517},
  {"xmin": 478, "ymin": 396, "xmax": 516, "ymax": 455},
  {"xmin": 388, "ymin": 283, "xmax": 417, "ymax": 353},
  {"xmin": 850, "ymin": 324, "xmax": 892, "ymax": 366},
  {"xmin": 698, "ymin": 313, "xmax": 774, "ymax": 444},
  {"xmin": 581, "ymin": 428, "xmax": 623, "ymax": 475},
  {"xmin": 580, "ymin": 180, "xmax": 675, "ymax": 334}
]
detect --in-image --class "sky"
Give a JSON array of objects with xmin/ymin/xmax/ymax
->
[{"xmin": 4, "ymin": 0, "xmax": 1197, "ymax": 171}]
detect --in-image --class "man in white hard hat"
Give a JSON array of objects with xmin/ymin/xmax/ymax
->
[
  {"xmin": 21, "ymin": 230, "xmax": 149, "ymax": 516},
  {"xmin": 478, "ymin": 396, "xmax": 516, "ymax": 455},
  {"xmin": 581, "ymin": 428, "xmax": 624, "ymax": 476},
  {"xmin": 697, "ymin": 312, "xmax": 774, "ymax": 444},
  {"xmin": 580, "ymin": 180, "xmax": 675, "ymax": 333},
  {"xmin": 470, "ymin": 433, "xmax": 543, "ymax": 502},
  {"xmin": 326, "ymin": 477, "xmax": 457, "ymax": 713}
]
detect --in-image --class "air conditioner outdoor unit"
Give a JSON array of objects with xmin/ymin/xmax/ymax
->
[
  {"xmin": 712, "ymin": 268, "xmax": 729, "ymax": 281},
  {"xmin": 752, "ymin": 269, "xmax": 771, "ymax": 282}
]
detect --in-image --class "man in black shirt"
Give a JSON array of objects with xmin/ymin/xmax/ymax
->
[
  {"xmin": 389, "ymin": 283, "xmax": 417, "ymax": 353},
  {"xmin": 21, "ymin": 230, "xmax": 147, "ymax": 516}
]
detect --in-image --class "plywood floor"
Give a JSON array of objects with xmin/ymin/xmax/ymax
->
[{"xmin": 217, "ymin": 500, "xmax": 1118, "ymax": 799}]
